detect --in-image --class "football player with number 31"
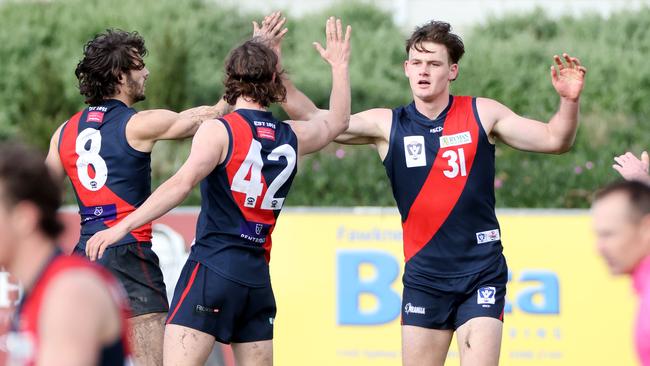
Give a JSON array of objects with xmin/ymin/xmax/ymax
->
[
  {"xmin": 87, "ymin": 14, "xmax": 351, "ymax": 366},
  {"xmin": 274, "ymin": 17, "xmax": 587, "ymax": 366}
]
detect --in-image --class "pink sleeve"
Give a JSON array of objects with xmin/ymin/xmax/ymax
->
[{"xmin": 637, "ymin": 289, "xmax": 650, "ymax": 366}]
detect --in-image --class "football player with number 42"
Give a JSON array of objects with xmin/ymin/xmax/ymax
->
[{"xmin": 87, "ymin": 14, "xmax": 352, "ymax": 366}]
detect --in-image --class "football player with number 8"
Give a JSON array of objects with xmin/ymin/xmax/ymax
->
[{"xmin": 45, "ymin": 29, "xmax": 233, "ymax": 365}]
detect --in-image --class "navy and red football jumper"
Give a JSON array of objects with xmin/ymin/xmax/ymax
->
[
  {"xmin": 8, "ymin": 252, "xmax": 132, "ymax": 365},
  {"xmin": 383, "ymin": 96, "xmax": 507, "ymax": 329},
  {"xmin": 59, "ymin": 99, "xmax": 168, "ymax": 316},
  {"xmin": 168, "ymin": 109, "xmax": 297, "ymax": 343},
  {"xmin": 58, "ymin": 99, "xmax": 152, "ymax": 249}
]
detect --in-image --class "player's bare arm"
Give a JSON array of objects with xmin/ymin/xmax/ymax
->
[
  {"xmin": 481, "ymin": 53, "xmax": 587, "ymax": 154},
  {"xmin": 126, "ymin": 97, "xmax": 233, "ymax": 152},
  {"xmin": 255, "ymin": 12, "xmax": 391, "ymax": 153},
  {"xmin": 38, "ymin": 270, "xmax": 120, "ymax": 366},
  {"xmin": 253, "ymin": 12, "xmax": 319, "ymax": 121},
  {"xmin": 85, "ymin": 120, "xmax": 229, "ymax": 260},
  {"xmin": 613, "ymin": 151, "xmax": 650, "ymax": 183},
  {"xmin": 284, "ymin": 17, "xmax": 351, "ymax": 156},
  {"xmin": 44, "ymin": 123, "xmax": 66, "ymax": 182}
]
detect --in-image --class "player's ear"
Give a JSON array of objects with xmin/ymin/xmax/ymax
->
[
  {"xmin": 117, "ymin": 72, "xmax": 126, "ymax": 85},
  {"xmin": 403, "ymin": 60, "xmax": 409, "ymax": 77},
  {"xmin": 449, "ymin": 63, "xmax": 459, "ymax": 82}
]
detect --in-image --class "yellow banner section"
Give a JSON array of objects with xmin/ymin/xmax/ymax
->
[{"xmin": 270, "ymin": 211, "xmax": 637, "ymax": 365}]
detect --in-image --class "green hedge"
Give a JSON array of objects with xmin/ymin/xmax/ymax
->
[{"xmin": 0, "ymin": 0, "xmax": 647, "ymax": 207}]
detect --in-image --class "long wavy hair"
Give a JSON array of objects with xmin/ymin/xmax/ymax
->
[
  {"xmin": 223, "ymin": 41, "xmax": 286, "ymax": 107},
  {"xmin": 75, "ymin": 29, "xmax": 147, "ymax": 105}
]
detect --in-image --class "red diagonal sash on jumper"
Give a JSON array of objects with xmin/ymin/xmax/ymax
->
[{"xmin": 402, "ymin": 97, "xmax": 479, "ymax": 261}]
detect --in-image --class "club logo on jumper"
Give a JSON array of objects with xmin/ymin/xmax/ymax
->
[
  {"xmin": 404, "ymin": 303, "xmax": 426, "ymax": 315},
  {"xmin": 80, "ymin": 204, "xmax": 117, "ymax": 223},
  {"xmin": 403, "ymin": 135, "xmax": 426, "ymax": 168},
  {"xmin": 240, "ymin": 221, "xmax": 272, "ymax": 244},
  {"xmin": 477, "ymin": 286, "xmax": 496, "ymax": 306},
  {"xmin": 439, "ymin": 131, "xmax": 472, "ymax": 149},
  {"xmin": 254, "ymin": 121, "xmax": 276, "ymax": 141},
  {"xmin": 476, "ymin": 229, "xmax": 500, "ymax": 244},
  {"xmin": 430, "ymin": 126, "xmax": 443, "ymax": 134}
]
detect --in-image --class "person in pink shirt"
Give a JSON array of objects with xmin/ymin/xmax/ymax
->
[{"xmin": 592, "ymin": 180, "xmax": 650, "ymax": 365}]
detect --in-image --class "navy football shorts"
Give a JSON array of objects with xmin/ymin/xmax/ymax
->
[
  {"xmin": 73, "ymin": 241, "xmax": 169, "ymax": 317},
  {"xmin": 401, "ymin": 254, "xmax": 508, "ymax": 330},
  {"xmin": 166, "ymin": 259, "xmax": 276, "ymax": 344}
]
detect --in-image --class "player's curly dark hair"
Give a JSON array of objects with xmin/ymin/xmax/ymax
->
[
  {"xmin": 406, "ymin": 21, "xmax": 465, "ymax": 64},
  {"xmin": 75, "ymin": 29, "xmax": 147, "ymax": 105},
  {"xmin": 0, "ymin": 142, "xmax": 63, "ymax": 239},
  {"xmin": 223, "ymin": 41, "xmax": 286, "ymax": 107}
]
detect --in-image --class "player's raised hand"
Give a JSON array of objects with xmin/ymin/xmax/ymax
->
[
  {"xmin": 313, "ymin": 17, "xmax": 351, "ymax": 69},
  {"xmin": 86, "ymin": 225, "xmax": 129, "ymax": 261},
  {"xmin": 252, "ymin": 11, "xmax": 287, "ymax": 56},
  {"xmin": 550, "ymin": 53, "xmax": 587, "ymax": 102},
  {"xmin": 613, "ymin": 151, "xmax": 650, "ymax": 182}
]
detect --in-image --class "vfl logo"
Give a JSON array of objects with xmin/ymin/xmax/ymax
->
[
  {"xmin": 476, "ymin": 229, "xmax": 500, "ymax": 244},
  {"xmin": 477, "ymin": 286, "xmax": 496, "ymax": 306},
  {"xmin": 93, "ymin": 206, "xmax": 103, "ymax": 216},
  {"xmin": 407, "ymin": 142, "xmax": 423, "ymax": 158},
  {"xmin": 404, "ymin": 303, "xmax": 426, "ymax": 315},
  {"xmin": 403, "ymin": 136, "xmax": 426, "ymax": 168},
  {"xmin": 255, "ymin": 224, "xmax": 263, "ymax": 235}
]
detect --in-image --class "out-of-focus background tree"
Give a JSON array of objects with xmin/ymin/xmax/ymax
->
[{"xmin": 0, "ymin": 0, "xmax": 648, "ymax": 207}]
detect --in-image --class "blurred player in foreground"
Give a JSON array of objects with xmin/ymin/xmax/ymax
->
[
  {"xmin": 271, "ymin": 15, "xmax": 587, "ymax": 365},
  {"xmin": 45, "ymin": 29, "xmax": 231, "ymax": 365},
  {"xmin": 592, "ymin": 180, "xmax": 650, "ymax": 365},
  {"xmin": 87, "ymin": 14, "xmax": 351, "ymax": 366},
  {"xmin": 0, "ymin": 142, "xmax": 131, "ymax": 365}
]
